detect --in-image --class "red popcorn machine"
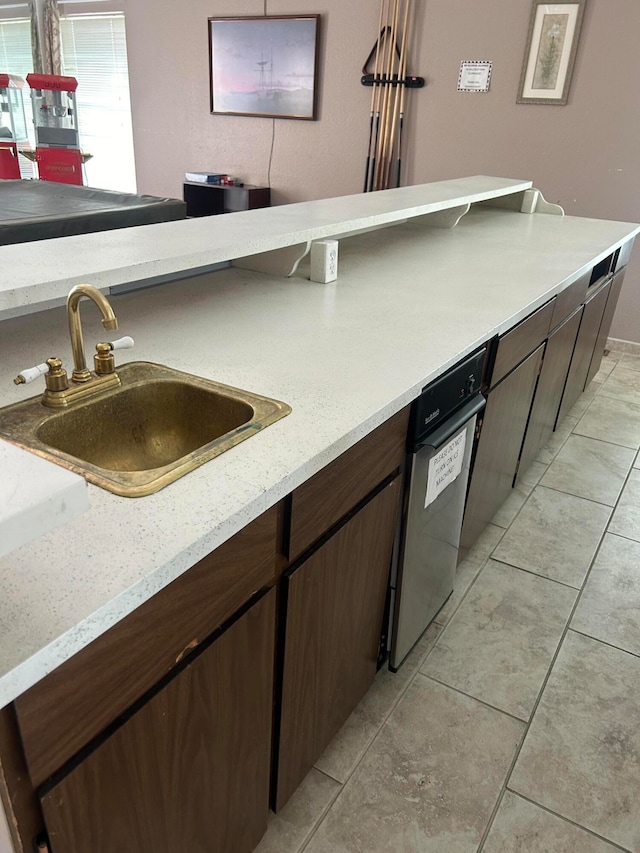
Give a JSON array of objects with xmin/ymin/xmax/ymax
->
[
  {"xmin": 0, "ymin": 74, "xmax": 28, "ymax": 180},
  {"xmin": 26, "ymin": 73, "xmax": 83, "ymax": 185}
]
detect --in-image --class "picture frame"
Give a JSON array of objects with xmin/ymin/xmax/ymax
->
[
  {"xmin": 517, "ymin": 1, "xmax": 586, "ymax": 105},
  {"xmin": 208, "ymin": 15, "xmax": 320, "ymax": 120}
]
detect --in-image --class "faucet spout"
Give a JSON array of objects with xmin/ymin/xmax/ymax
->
[{"xmin": 67, "ymin": 284, "xmax": 119, "ymax": 382}]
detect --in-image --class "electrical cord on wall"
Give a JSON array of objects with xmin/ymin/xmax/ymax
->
[
  {"xmin": 267, "ymin": 119, "xmax": 275, "ymax": 188},
  {"xmin": 264, "ymin": 0, "xmax": 274, "ymax": 187}
]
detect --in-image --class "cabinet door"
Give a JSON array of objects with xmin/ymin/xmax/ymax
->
[
  {"xmin": 16, "ymin": 506, "xmax": 278, "ymax": 789},
  {"xmin": 517, "ymin": 308, "xmax": 582, "ymax": 482},
  {"xmin": 275, "ymin": 477, "xmax": 401, "ymax": 811},
  {"xmin": 557, "ymin": 280, "xmax": 611, "ymax": 424},
  {"xmin": 460, "ymin": 344, "xmax": 544, "ymax": 555},
  {"xmin": 40, "ymin": 589, "xmax": 276, "ymax": 853},
  {"xmin": 585, "ymin": 267, "xmax": 626, "ymax": 387}
]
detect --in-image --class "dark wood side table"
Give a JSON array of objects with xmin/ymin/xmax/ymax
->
[{"xmin": 183, "ymin": 182, "xmax": 271, "ymax": 217}]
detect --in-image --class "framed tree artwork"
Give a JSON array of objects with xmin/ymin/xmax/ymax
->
[{"xmin": 517, "ymin": 1, "xmax": 586, "ymax": 105}]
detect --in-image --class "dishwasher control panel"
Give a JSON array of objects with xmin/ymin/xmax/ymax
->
[{"xmin": 410, "ymin": 347, "xmax": 486, "ymax": 444}]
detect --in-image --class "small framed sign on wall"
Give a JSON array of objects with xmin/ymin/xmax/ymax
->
[
  {"xmin": 457, "ymin": 61, "xmax": 493, "ymax": 93},
  {"xmin": 208, "ymin": 15, "xmax": 320, "ymax": 120},
  {"xmin": 517, "ymin": 1, "xmax": 586, "ymax": 105}
]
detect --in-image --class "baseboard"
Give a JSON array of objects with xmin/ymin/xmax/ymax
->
[{"xmin": 606, "ymin": 337, "xmax": 640, "ymax": 356}]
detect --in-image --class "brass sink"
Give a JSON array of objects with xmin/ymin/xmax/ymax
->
[{"xmin": 0, "ymin": 362, "xmax": 291, "ymax": 497}]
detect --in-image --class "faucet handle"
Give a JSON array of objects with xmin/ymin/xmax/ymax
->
[
  {"xmin": 44, "ymin": 357, "xmax": 69, "ymax": 392},
  {"xmin": 108, "ymin": 336, "xmax": 135, "ymax": 351},
  {"xmin": 14, "ymin": 362, "xmax": 49, "ymax": 385},
  {"xmin": 94, "ymin": 336, "xmax": 134, "ymax": 376},
  {"xmin": 14, "ymin": 357, "xmax": 68, "ymax": 392}
]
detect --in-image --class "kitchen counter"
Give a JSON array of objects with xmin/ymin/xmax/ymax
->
[
  {"xmin": 0, "ymin": 194, "xmax": 638, "ymax": 709},
  {"xmin": 0, "ymin": 443, "xmax": 88, "ymax": 559},
  {"xmin": 0, "ymin": 175, "xmax": 531, "ymax": 318}
]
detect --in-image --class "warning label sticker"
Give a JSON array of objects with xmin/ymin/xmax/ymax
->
[{"xmin": 424, "ymin": 430, "xmax": 466, "ymax": 508}]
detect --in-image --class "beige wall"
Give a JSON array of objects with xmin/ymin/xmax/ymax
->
[{"xmin": 125, "ymin": 0, "xmax": 640, "ymax": 343}]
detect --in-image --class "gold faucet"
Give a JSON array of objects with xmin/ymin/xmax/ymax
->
[
  {"xmin": 13, "ymin": 284, "xmax": 133, "ymax": 408},
  {"xmin": 68, "ymin": 284, "xmax": 119, "ymax": 382}
]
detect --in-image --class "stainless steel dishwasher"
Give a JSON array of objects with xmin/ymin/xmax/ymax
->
[{"xmin": 388, "ymin": 347, "xmax": 486, "ymax": 670}]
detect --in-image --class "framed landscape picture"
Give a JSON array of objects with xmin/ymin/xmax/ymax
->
[
  {"xmin": 517, "ymin": 1, "xmax": 586, "ymax": 105},
  {"xmin": 208, "ymin": 15, "xmax": 320, "ymax": 120}
]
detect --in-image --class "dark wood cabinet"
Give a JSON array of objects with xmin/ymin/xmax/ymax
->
[
  {"xmin": 585, "ymin": 267, "xmax": 626, "ymax": 387},
  {"xmin": 15, "ymin": 507, "xmax": 278, "ymax": 789},
  {"xmin": 460, "ymin": 344, "xmax": 544, "ymax": 554},
  {"xmin": 461, "ymin": 246, "xmax": 632, "ymax": 551},
  {"xmin": 287, "ymin": 409, "xmax": 408, "ymax": 562},
  {"xmin": 275, "ymin": 477, "xmax": 401, "ymax": 810},
  {"xmin": 557, "ymin": 279, "xmax": 612, "ymax": 423},
  {"xmin": 517, "ymin": 307, "xmax": 583, "ymax": 481},
  {"xmin": 6, "ymin": 509, "xmax": 279, "ymax": 853},
  {"xmin": 40, "ymin": 589, "xmax": 276, "ymax": 853},
  {"xmin": 183, "ymin": 182, "xmax": 270, "ymax": 217}
]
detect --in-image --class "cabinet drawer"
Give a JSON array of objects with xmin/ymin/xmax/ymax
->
[
  {"xmin": 551, "ymin": 271, "xmax": 589, "ymax": 329},
  {"xmin": 14, "ymin": 505, "xmax": 279, "ymax": 788},
  {"xmin": 288, "ymin": 408, "xmax": 409, "ymax": 561},
  {"xmin": 491, "ymin": 299, "xmax": 555, "ymax": 387}
]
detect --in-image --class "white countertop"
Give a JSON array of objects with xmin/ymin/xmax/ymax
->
[
  {"xmin": 0, "ymin": 176, "xmax": 531, "ymax": 318},
  {"xmin": 0, "ymin": 200, "xmax": 638, "ymax": 709},
  {"xmin": 0, "ymin": 443, "xmax": 89, "ymax": 560}
]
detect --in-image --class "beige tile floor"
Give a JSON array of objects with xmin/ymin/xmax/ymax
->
[{"xmin": 257, "ymin": 348, "xmax": 640, "ymax": 853}]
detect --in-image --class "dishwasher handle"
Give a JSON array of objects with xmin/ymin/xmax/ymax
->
[{"xmin": 414, "ymin": 394, "xmax": 485, "ymax": 453}]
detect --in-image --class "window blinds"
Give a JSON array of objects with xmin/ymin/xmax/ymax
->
[
  {"xmin": 60, "ymin": 13, "xmax": 136, "ymax": 191},
  {"xmin": 0, "ymin": 17, "xmax": 35, "ymax": 177},
  {"xmin": 0, "ymin": 18, "xmax": 30, "ymax": 70}
]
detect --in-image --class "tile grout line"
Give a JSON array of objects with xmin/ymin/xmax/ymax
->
[
  {"xmin": 487, "ymin": 556, "xmax": 583, "ymax": 590},
  {"xmin": 298, "ymin": 628, "xmax": 444, "ymax": 851},
  {"xmin": 431, "ymin": 530, "xmax": 508, "ymax": 633},
  {"xmin": 537, "ymin": 480, "xmax": 623, "ymax": 510},
  {"xmin": 488, "ymin": 449, "xmax": 555, "ymax": 533},
  {"xmin": 572, "ymin": 373, "xmax": 640, "ymax": 449},
  {"xmin": 431, "ymin": 559, "xmax": 492, "ymax": 638},
  {"xmin": 571, "ymin": 430, "xmax": 640, "ymax": 451},
  {"xmin": 417, "ymin": 671, "xmax": 529, "ymax": 725},
  {"xmin": 501, "ymin": 789, "xmax": 633, "ymax": 852},
  {"xmin": 602, "ymin": 529, "xmax": 640, "ymax": 547},
  {"xmin": 477, "ymin": 421, "xmax": 640, "ymax": 851},
  {"xmin": 534, "ymin": 481, "xmax": 624, "ymax": 512},
  {"xmin": 296, "ymin": 777, "xmax": 344, "ymax": 853},
  {"xmin": 476, "ymin": 545, "xmax": 605, "ymax": 850},
  {"xmin": 568, "ymin": 627, "xmax": 640, "ymax": 661}
]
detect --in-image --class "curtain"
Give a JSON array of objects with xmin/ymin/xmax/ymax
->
[
  {"xmin": 42, "ymin": 0, "xmax": 61, "ymax": 75},
  {"xmin": 29, "ymin": 0, "xmax": 42, "ymax": 72}
]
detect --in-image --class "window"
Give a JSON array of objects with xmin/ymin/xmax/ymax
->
[
  {"xmin": 0, "ymin": 17, "xmax": 30, "ymax": 72},
  {"xmin": 0, "ymin": 14, "xmax": 36, "ymax": 177},
  {"xmin": 60, "ymin": 13, "xmax": 136, "ymax": 192}
]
